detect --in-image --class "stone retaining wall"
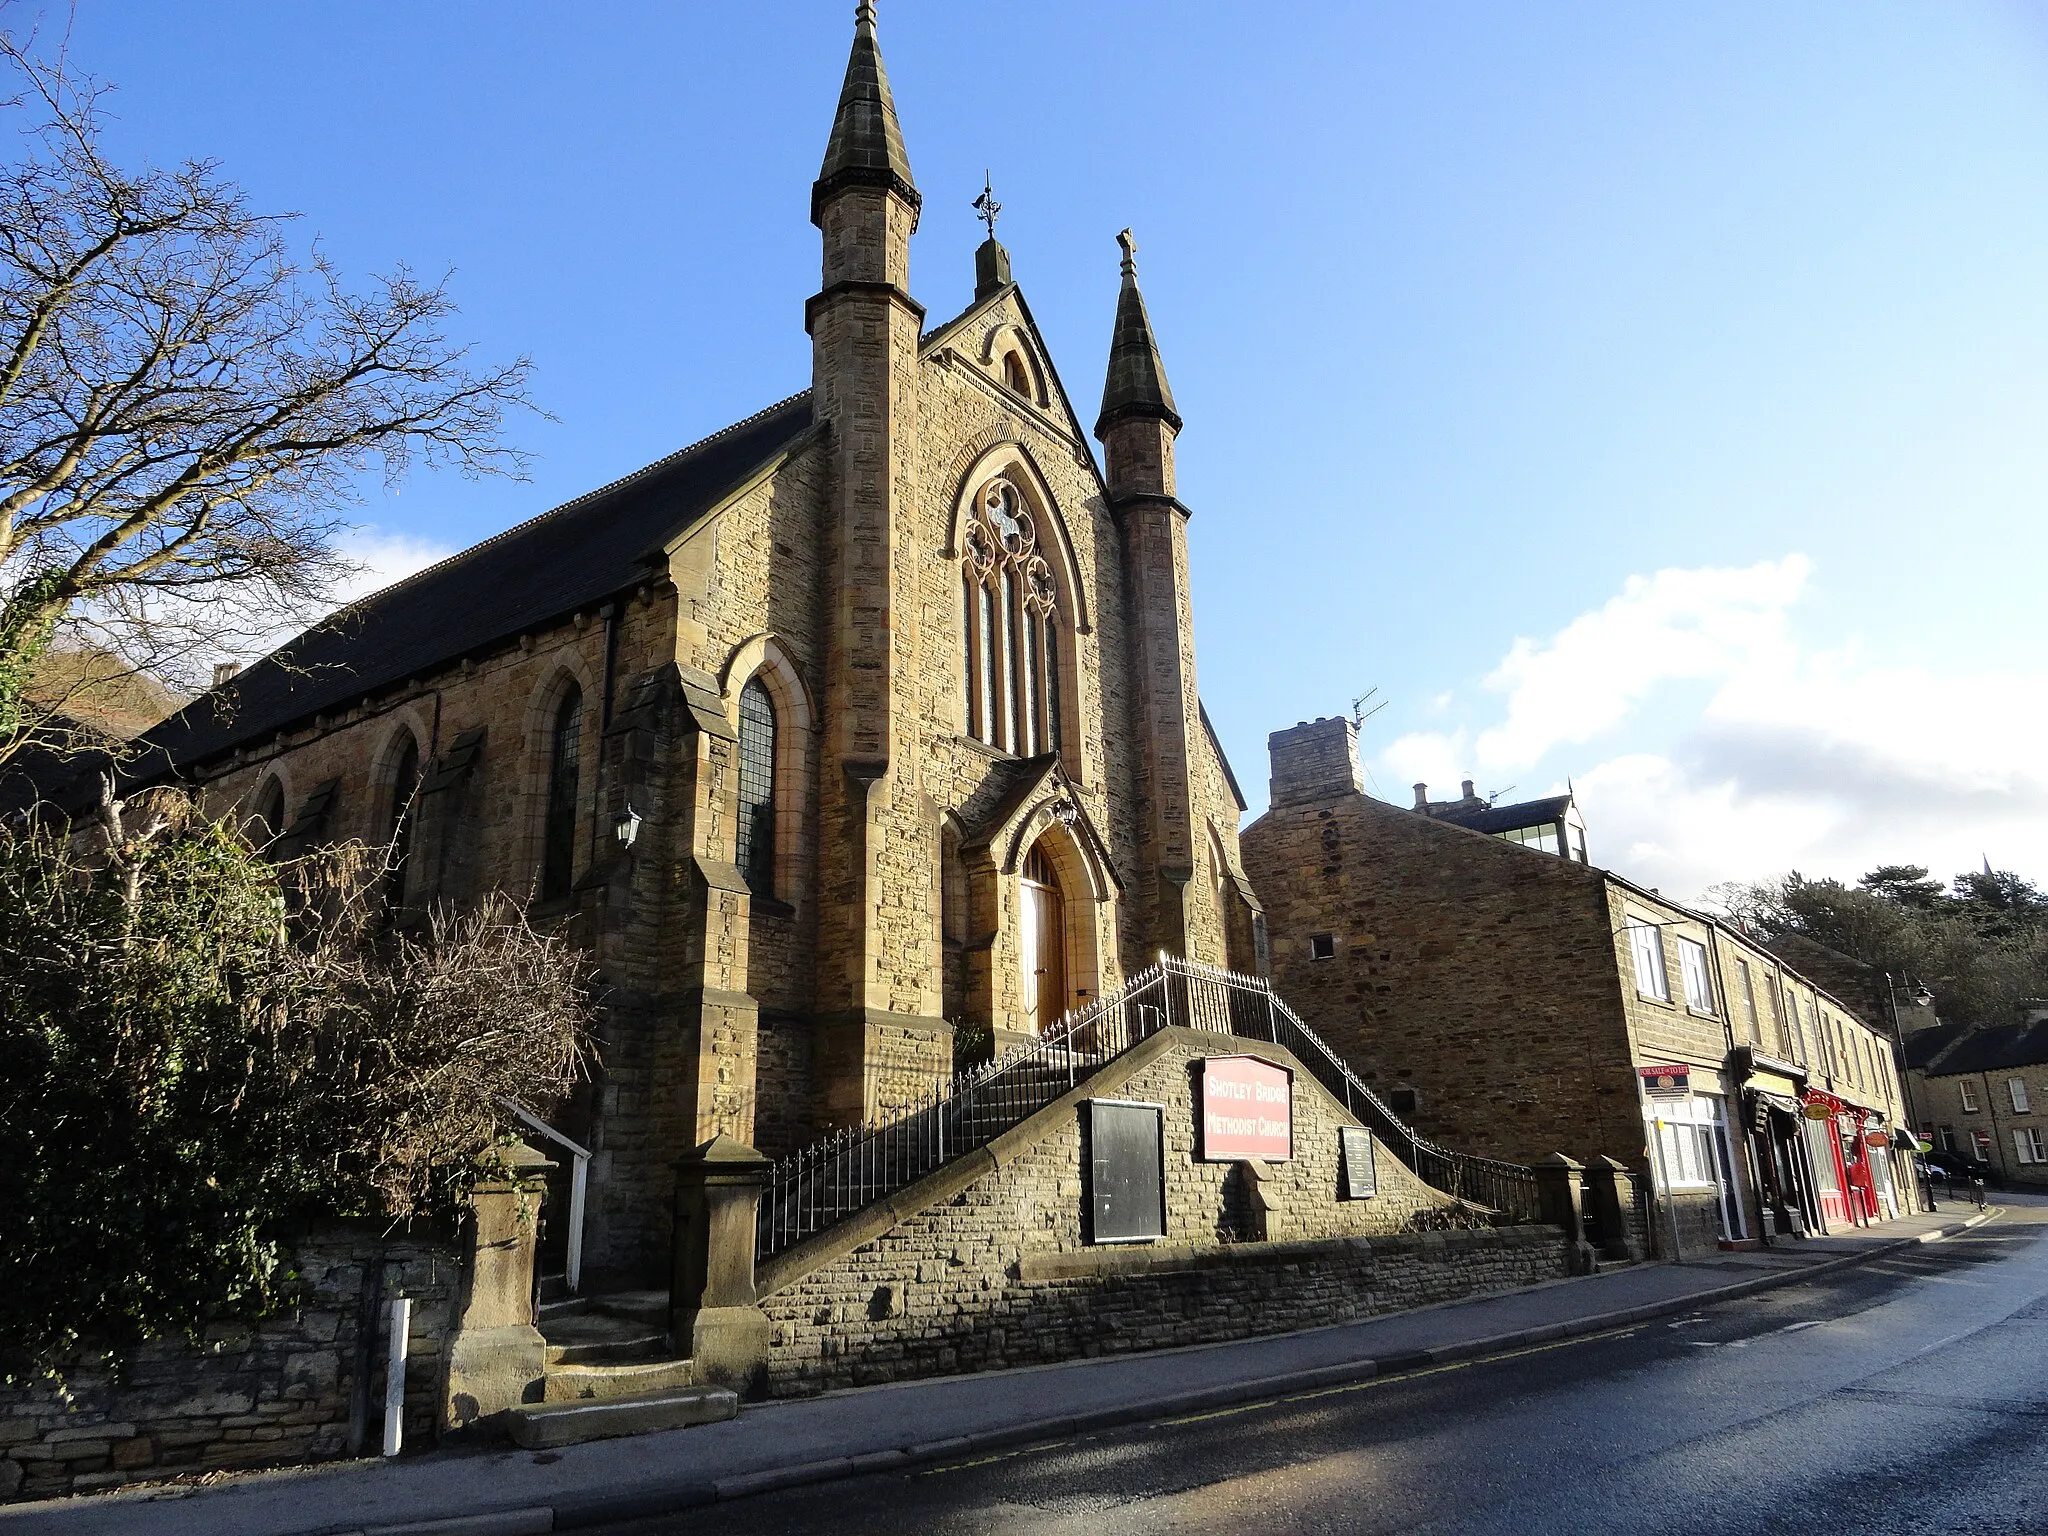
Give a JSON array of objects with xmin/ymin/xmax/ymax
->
[
  {"xmin": 757, "ymin": 1028, "xmax": 1568, "ymax": 1396},
  {"xmin": 1, "ymin": 1224, "xmax": 459, "ymax": 1504}
]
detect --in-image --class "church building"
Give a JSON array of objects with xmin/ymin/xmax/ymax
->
[{"xmin": 123, "ymin": 3, "xmax": 1261, "ymax": 1282}]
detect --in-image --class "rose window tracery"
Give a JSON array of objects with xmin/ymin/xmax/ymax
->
[{"xmin": 961, "ymin": 477, "xmax": 1063, "ymax": 757}]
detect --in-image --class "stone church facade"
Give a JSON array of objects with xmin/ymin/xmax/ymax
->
[{"xmin": 122, "ymin": 4, "xmax": 1259, "ymax": 1283}]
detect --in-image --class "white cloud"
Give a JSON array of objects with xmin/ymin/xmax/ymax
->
[
  {"xmin": 1369, "ymin": 555, "xmax": 2048, "ymax": 900},
  {"xmin": 330, "ymin": 527, "xmax": 456, "ymax": 605},
  {"xmin": 1474, "ymin": 555, "xmax": 1810, "ymax": 773}
]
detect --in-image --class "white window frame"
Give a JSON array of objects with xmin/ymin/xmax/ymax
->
[
  {"xmin": 1960, "ymin": 1080, "xmax": 1980, "ymax": 1114},
  {"xmin": 2017, "ymin": 1127, "xmax": 2047, "ymax": 1164},
  {"xmin": 1628, "ymin": 920, "xmax": 1670, "ymax": 1002},
  {"xmin": 2010, "ymin": 1078, "xmax": 2031, "ymax": 1114},
  {"xmin": 1677, "ymin": 938, "xmax": 1715, "ymax": 1016}
]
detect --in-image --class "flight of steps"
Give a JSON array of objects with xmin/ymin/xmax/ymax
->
[
  {"xmin": 535, "ymin": 1278, "xmax": 695, "ymax": 1401},
  {"xmin": 507, "ymin": 1277, "xmax": 736, "ymax": 1449}
]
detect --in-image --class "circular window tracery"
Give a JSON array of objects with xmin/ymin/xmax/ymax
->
[{"xmin": 961, "ymin": 477, "xmax": 1063, "ymax": 758}]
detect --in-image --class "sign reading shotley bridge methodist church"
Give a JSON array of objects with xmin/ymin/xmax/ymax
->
[{"xmin": 1200, "ymin": 1056, "xmax": 1293, "ymax": 1161}]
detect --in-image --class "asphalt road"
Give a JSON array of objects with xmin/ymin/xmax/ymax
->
[{"xmin": 605, "ymin": 1205, "xmax": 2048, "ymax": 1535}]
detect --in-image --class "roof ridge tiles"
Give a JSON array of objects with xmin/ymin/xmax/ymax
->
[{"xmin": 327, "ymin": 388, "xmax": 815, "ymax": 617}]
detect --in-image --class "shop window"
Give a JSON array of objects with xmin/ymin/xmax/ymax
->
[
  {"xmin": 1678, "ymin": 938, "xmax": 1715, "ymax": 1015},
  {"xmin": 1960, "ymin": 1080, "xmax": 1980, "ymax": 1114},
  {"xmin": 2015, "ymin": 1128, "xmax": 2047, "ymax": 1164},
  {"xmin": 2010, "ymin": 1078, "xmax": 2032, "ymax": 1114},
  {"xmin": 1628, "ymin": 920, "xmax": 1669, "ymax": 1002},
  {"xmin": 1310, "ymin": 932, "xmax": 1336, "ymax": 962}
]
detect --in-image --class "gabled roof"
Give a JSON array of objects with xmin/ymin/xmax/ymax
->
[
  {"xmin": 1922, "ymin": 1021, "xmax": 2048, "ymax": 1077},
  {"xmin": 123, "ymin": 392, "xmax": 816, "ymax": 781},
  {"xmin": 1902, "ymin": 1022, "xmax": 1974, "ymax": 1072},
  {"xmin": 1429, "ymin": 793, "xmax": 1573, "ymax": 837}
]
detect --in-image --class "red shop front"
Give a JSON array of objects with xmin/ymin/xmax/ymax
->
[{"xmin": 1802, "ymin": 1090, "xmax": 1879, "ymax": 1228}]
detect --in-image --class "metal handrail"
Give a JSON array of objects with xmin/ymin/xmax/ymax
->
[
  {"xmin": 497, "ymin": 1096, "xmax": 590, "ymax": 1294},
  {"xmin": 754, "ymin": 956, "xmax": 1540, "ymax": 1261}
]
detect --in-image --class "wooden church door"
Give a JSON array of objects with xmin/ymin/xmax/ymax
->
[{"xmin": 1020, "ymin": 844, "xmax": 1067, "ymax": 1035}]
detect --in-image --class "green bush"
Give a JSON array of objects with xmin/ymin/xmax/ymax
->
[{"xmin": 0, "ymin": 795, "xmax": 592, "ymax": 1372}]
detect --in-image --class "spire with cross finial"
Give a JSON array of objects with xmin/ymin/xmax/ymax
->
[
  {"xmin": 813, "ymin": 0, "xmax": 919, "ymax": 228},
  {"xmin": 1097, "ymin": 227, "xmax": 1179, "ymax": 441}
]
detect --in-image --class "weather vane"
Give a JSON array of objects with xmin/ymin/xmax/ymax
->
[{"xmin": 972, "ymin": 172, "xmax": 1001, "ymax": 240}]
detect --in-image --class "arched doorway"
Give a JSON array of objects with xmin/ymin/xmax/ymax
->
[{"xmin": 1019, "ymin": 842, "xmax": 1067, "ymax": 1035}]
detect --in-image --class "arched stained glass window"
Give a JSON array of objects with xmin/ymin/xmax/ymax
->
[
  {"xmin": 388, "ymin": 732, "xmax": 422, "ymax": 911},
  {"xmin": 249, "ymin": 777, "xmax": 286, "ymax": 848},
  {"xmin": 736, "ymin": 677, "xmax": 777, "ymax": 896},
  {"xmin": 961, "ymin": 478, "xmax": 1064, "ymax": 759},
  {"xmin": 541, "ymin": 686, "xmax": 583, "ymax": 902}
]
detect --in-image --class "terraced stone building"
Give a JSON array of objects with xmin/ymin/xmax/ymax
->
[{"xmin": 102, "ymin": 5, "xmax": 1259, "ymax": 1283}]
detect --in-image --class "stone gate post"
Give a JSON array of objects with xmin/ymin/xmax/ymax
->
[
  {"xmin": 1534, "ymin": 1153, "xmax": 1597, "ymax": 1275},
  {"xmin": 442, "ymin": 1140, "xmax": 553, "ymax": 1433},
  {"xmin": 1582, "ymin": 1155, "xmax": 1641, "ymax": 1261},
  {"xmin": 670, "ymin": 1134, "xmax": 773, "ymax": 1394}
]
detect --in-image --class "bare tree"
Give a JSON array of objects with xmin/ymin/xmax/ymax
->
[{"xmin": 0, "ymin": 28, "xmax": 535, "ymax": 765}]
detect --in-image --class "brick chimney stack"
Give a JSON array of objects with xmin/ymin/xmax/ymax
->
[{"xmin": 1267, "ymin": 716, "xmax": 1364, "ymax": 809}]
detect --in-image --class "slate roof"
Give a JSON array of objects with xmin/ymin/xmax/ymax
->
[
  {"xmin": 1429, "ymin": 793, "xmax": 1573, "ymax": 837},
  {"xmin": 112, "ymin": 391, "xmax": 815, "ymax": 788},
  {"xmin": 1921, "ymin": 1020, "xmax": 2048, "ymax": 1077},
  {"xmin": 1902, "ymin": 1022, "xmax": 1974, "ymax": 1073}
]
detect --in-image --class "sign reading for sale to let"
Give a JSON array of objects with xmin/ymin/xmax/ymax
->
[{"xmin": 1200, "ymin": 1056, "xmax": 1293, "ymax": 1161}]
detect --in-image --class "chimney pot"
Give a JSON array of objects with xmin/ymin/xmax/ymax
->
[
  {"xmin": 1413, "ymin": 783, "xmax": 1429, "ymax": 810},
  {"xmin": 1461, "ymin": 779, "xmax": 1476, "ymax": 800}
]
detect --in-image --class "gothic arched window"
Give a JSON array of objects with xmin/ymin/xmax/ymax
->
[
  {"xmin": 962, "ymin": 478, "xmax": 1062, "ymax": 757},
  {"xmin": 540, "ymin": 685, "xmax": 583, "ymax": 902},
  {"xmin": 736, "ymin": 677, "xmax": 777, "ymax": 896},
  {"xmin": 387, "ymin": 732, "xmax": 422, "ymax": 910},
  {"xmin": 248, "ymin": 776, "xmax": 286, "ymax": 847}
]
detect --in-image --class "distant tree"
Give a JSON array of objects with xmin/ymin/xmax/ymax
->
[
  {"xmin": 0, "ymin": 31, "xmax": 534, "ymax": 767},
  {"xmin": 1857, "ymin": 864, "xmax": 1948, "ymax": 911},
  {"xmin": 1711, "ymin": 863, "xmax": 2048, "ymax": 1029}
]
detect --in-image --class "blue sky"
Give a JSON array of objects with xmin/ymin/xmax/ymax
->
[{"xmin": 57, "ymin": 1, "xmax": 2048, "ymax": 898}]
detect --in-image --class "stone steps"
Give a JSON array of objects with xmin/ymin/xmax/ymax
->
[
  {"xmin": 509, "ymin": 1383, "xmax": 737, "ymax": 1447},
  {"xmin": 537, "ymin": 1287, "xmax": 690, "ymax": 1402}
]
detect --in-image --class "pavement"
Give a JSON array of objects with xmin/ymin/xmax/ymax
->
[{"xmin": 3, "ymin": 1203, "xmax": 1999, "ymax": 1536}]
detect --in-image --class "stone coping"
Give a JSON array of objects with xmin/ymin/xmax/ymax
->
[
  {"xmin": 755, "ymin": 1027, "xmax": 1354, "ymax": 1299},
  {"xmin": 1017, "ymin": 1225, "xmax": 1556, "ymax": 1284}
]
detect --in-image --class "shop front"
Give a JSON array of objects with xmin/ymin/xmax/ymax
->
[
  {"xmin": 1729, "ymin": 1048, "xmax": 1820, "ymax": 1240},
  {"xmin": 1640, "ymin": 1064, "xmax": 1746, "ymax": 1250},
  {"xmin": 1801, "ymin": 1090, "xmax": 1852, "ymax": 1230}
]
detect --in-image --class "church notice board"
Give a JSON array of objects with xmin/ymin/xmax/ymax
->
[
  {"xmin": 1340, "ymin": 1126, "xmax": 1377, "ymax": 1199},
  {"xmin": 1086, "ymin": 1099, "xmax": 1166, "ymax": 1244},
  {"xmin": 1199, "ymin": 1056, "xmax": 1293, "ymax": 1161}
]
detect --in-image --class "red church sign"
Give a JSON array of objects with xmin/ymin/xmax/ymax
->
[{"xmin": 1200, "ymin": 1056, "xmax": 1293, "ymax": 1161}]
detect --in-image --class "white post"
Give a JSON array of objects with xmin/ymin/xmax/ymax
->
[
  {"xmin": 382, "ymin": 1295, "xmax": 411, "ymax": 1457},
  {"xmin": 567, "ymin": 1152, "xmax": 588, "ymax": 1295}
]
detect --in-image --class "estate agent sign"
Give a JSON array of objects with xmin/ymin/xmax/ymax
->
[{"xmin": 1200, "ymin": 1056, "xmax": 1293, "ymax": 1161}]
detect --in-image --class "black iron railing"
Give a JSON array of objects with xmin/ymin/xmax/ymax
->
[{"xmin": 755, "ymin": 956, "xmax": 1540, "ymax": 1262}]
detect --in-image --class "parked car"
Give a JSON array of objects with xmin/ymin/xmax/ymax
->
[{"xmin": 1922, "ymin": 1149, "xmax": 1999, "ymax": 1188}]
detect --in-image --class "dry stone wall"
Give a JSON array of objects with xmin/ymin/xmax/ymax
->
[
  {"xmin": 0, "ymin": 1224, "xmax": 458, "ymax": 1504},
  {"xmin": 757, "ymin": 1028, "xmax": 1566, "ymax": 1395}
]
